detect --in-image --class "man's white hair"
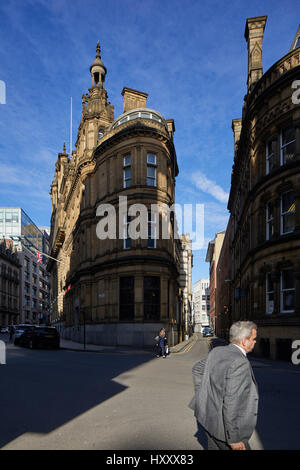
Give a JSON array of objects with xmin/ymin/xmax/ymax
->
[{"xmin": 229, "ymin": 321, "xmax": 257, "ymax": 344}]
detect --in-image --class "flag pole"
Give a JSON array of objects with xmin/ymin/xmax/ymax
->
[
  {"xmin": 36, "ymin": 250, "xmax": 64, "ymax": 264},
  {"xmin": 70, "ymin": 96, "xmax": 72, "ymax": 157}
]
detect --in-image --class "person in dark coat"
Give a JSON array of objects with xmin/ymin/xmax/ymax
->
[{"xmin": 156, "ymin": 327, "xmax": 168, "ymax": 358}]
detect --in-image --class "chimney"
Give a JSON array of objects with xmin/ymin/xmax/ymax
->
[
  {"xmin": 166, "ymin": 119, "xmax": 175, "ymax": 139},
  {"xmin": 121, "ymin": 87, "xmax": 148, "ymax": 113},
  {"xmin": 244, "ymin": 16, "xmax": 267, "ymax": 91},
  {"xmin": 232, "ymin": 118, "xmax": 242, "ymax": 156}
]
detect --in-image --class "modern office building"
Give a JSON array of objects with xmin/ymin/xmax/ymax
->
[
  {"xmin": 192, "ymin": 278, "xmax": 210, "ymax": 333},
  {"xmin": 0, "ymin": 208, "xmax": 50, "ymax": 324},
  {"xmin": 48, "ymin": 44, "xmax": 184, "ymax": 346}
]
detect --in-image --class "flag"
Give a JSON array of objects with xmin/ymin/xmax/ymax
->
[{"xmin": 36, "ymin": 251, "xmax": 42, "ymax": 263}]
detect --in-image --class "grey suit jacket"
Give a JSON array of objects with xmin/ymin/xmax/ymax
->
[{"xmin": 190, "ymin": 344, "xmax": 259, "ymax": 444}]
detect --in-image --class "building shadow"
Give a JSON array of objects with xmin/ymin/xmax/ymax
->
[
  {"xmin": 194, "ymin": 421, "xmax": 208, "ymax": 450},
  {"xmin": 0, "ymin": 344, "xmax": 155, "ymax": 448}
]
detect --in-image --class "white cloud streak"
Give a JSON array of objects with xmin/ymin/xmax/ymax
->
[{"xmin": 190, "ymin": 171, "xmax": 229, "ymax": 204}]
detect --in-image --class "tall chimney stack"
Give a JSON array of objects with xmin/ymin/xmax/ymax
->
[{"xmin": 244, "ymin": 16, "xmax": 267, "ymax": 91}]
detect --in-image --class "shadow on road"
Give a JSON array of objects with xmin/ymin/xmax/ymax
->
[{"xmin": 0, "ymin": 342, "xmax": 155, "ymax": 449}]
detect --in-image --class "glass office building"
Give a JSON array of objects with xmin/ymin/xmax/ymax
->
[
  {"xmin": 0, "ymin": 208, "xmax": 45, "ymax": 253},
  {"xmin": 0, "ymin": 208, "xmax": 50, "ymax": 324}
]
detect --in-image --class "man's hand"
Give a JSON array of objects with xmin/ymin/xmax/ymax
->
[{"xmin": 230, "ymin": 441, "xmax": 246, "ymax": 450}]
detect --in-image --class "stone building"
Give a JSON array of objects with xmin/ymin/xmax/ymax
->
[
  {"xmin": 178, "ymin": 234, "xmax": 193, "ymax": 337},
  {"xmin": 49, "ymin": 44, "xmax": 183, "ymax": 347},
  {"xmin": 227, "ymin": 16, "xmax": 300, "ymax": 359},
  {"xmin": 0, "ymin": 240, "xmax": 21, "ymax": 327}
]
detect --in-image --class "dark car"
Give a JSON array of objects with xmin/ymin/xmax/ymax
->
[
  {"xmin": 202, "ymin": 327, "xmax": 214, "ymax": 337},
  {"xmin": 0, "ymin": 327, "xmax": 9, "ymax": 334},
  {"xmin": 13, "ymin": 324, "xmax": 35, "ymax": 345},
  {"xmin": 19, "ymin": 326, "xmax": 60, "ymax": 349}
]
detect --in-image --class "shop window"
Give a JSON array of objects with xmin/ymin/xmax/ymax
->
[
  {"xmin": 144, "ymin": 276, "xmax": 160, "ymax": 321},
  {"xmin": 119, "ymin": 276, "xmax": 134, "ymax": 321},
  {"xmin": 276, "ymin": 338, "xmax": 293, "ymax": 361}
]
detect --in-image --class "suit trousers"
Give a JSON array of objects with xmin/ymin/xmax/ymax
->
[{"xmin": 206, "ymin": 431, "xmax": 251, "ymax": 450}]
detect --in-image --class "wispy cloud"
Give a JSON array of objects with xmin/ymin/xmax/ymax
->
[{"xmin": 190, "ymin": 171, "xmax": 229, "ymax": 204}]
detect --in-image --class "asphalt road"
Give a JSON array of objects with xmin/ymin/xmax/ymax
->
[{"xmin": 0, "ymin": 334, "xmax": 299, "ymax": 450}]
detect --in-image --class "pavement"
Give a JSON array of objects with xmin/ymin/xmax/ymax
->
[{"xmin": 59, "ymin": 333, "xmax": 200, "ymax": 355}]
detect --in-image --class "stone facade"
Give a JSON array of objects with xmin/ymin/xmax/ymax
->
[
  {"xmin": 49, "ymin": 44, "xmax": 184, "ymax": 346},
  {"xmin": 226, "ymin": 16, "xmax": 300, "ymax": 360},
  {"xmin": 0, "ymin": 240, "xmax": 21, "ymax": 327},
  {"xmin": 178, "ymin": 234, "xmax": 193, "ymax": 337}
]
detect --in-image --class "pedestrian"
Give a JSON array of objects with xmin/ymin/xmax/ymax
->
[
  {"xmin": 9, "ymin": 325, "xmax": 14, "ymax": 342},
  {"xmin": 189, "ymin": 321, "xmax": 259, "ymax": 450},
  {"xmin": 156, "ymin": 327, "xmax": 168, "ymax": 358}
]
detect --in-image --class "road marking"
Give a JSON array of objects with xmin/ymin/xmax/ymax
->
[{"xmin": 175, "ymin": 335, "xmax": 199, "ymax": 355}]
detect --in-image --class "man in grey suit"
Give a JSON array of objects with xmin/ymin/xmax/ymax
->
[{"xmin": 190, "ymin": 321, "xmax": 258, "ymax": 450}]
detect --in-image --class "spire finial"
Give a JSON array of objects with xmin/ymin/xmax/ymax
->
[
  {"xmin": 63, "ymin": 142, "xmax": 66, "ymax": 153},
  {"xmin": 96, "ymin": 41, "xmax": 101, "ymax": 58}
]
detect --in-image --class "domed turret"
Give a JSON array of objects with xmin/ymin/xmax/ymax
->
[{"xmin": 90, "ymin": 42, "xmax": 107, "ymax": 88}]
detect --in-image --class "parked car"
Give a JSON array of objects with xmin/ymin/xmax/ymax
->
[
  {"xmin": 0, "ymin": 327, "xmax": 9, "ymax": 334},
  {"xmin": 13, "ymin": 324, "xmax": 35, "ymax": 345},
  {"xmin": 202, "ymin": 327, "xmax": 214, "ymax": 337},
  {"xmin": 19, "ymin": 326, "xmax": 60, "ymax": 349}
]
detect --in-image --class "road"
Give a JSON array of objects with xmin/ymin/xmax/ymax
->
[{"xmin": 0, "ymin": 334, "xmax": 299, "ymax": 450}]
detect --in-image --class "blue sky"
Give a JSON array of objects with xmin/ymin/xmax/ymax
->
[{"xmin": 0, "ymin": 0, "xmax": 299, "ymax": 284}]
